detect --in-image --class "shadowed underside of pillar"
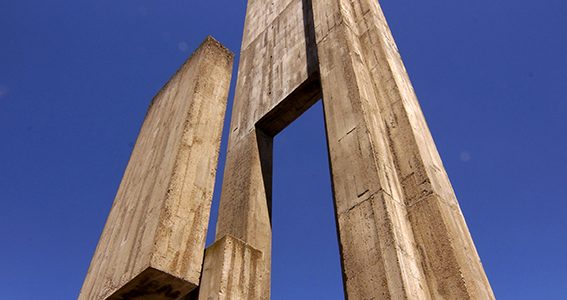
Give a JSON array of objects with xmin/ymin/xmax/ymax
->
[{"xmin": 79, "ymin": 37, "xmax": 233, "ymax": 300}]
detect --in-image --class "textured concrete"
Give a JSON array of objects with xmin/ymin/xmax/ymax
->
[
  {"xmin": 201, "ymin": 0, "xmax": 493, "ymax": 299},
  {"xmin": 79, "ymin": 37, "xmax": 233, "ymax": 300},
  {"xmin": 199, "ymin": 236, "xmax": 265, "ymax": 300}
]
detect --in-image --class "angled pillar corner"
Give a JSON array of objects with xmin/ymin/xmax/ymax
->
[{"xmin": 79, "ymin": 37, "xmax": 234, "ymax": 300}]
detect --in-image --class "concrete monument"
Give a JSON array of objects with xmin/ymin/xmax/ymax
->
[{"xmin": 81, "ymin": 0, "xmax": 493, "ymax": 299}]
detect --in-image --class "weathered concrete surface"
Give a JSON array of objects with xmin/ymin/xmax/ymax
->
[
  {"xmin": 202, "ymin": 0, "xmax": 493, "ymax": 298},
  {"xmin": 79, "ymin": 37, "xmax": 233, "ymax": 300}
]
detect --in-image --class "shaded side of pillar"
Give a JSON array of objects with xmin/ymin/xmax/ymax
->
[
  {"xmin": 79, "ymin": 37, "xmax": 233, "ymax": 300},
  {"xmin": 312, "ymin": 0, "xmax": 494, "ymax": 298}
]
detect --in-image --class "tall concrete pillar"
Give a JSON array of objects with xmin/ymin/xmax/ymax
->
[
  {"xmin": 314, "ymin": 3, "xmax": 430, "ymax": 297},
  {"xmin": 200, "ymin": 0, "xmax": 493, "ymax": 298},
  {"xmin": 312, "ymin": 0, "xmax": 494, "ymax": 298},
  {"xmin": 79, "ymin": 37, "xmax": 233, "ymax": 300}
]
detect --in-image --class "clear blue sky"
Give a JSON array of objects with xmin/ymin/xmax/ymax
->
[{"xmin": 1, "ymin": 0, "xmax": 566, "ymax": 299}]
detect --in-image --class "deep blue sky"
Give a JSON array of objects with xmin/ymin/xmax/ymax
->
[{"xmin": 1, "ymin": 0, "xmax": 566, "ymax": 299}]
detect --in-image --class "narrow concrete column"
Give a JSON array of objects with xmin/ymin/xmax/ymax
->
[
  {"xmin": 312, "ymin": 0, "xmax": 494, "ymax": 298},
  {"xmin": 312, "ymin": 3, "xmax": 430, "ymax": 298},
  {"xmin": 79, "ymin": 37, "xmax": 233, "ymax": 300},
  {"xmin": 199, "ymin": 129, "xmax": 272, "ymax": 300},
  {"xmin": 197, "ymin": 1, "xmax": 314, "ymax": 297}
]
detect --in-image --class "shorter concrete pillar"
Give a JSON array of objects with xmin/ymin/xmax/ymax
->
[
  {"xmin": 199, "ymin": 236, "xmax": 265, "ymax": 300},
  {"xmin": 79, "ymin": 37, "xmax": 233, "ymax": 300}
]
